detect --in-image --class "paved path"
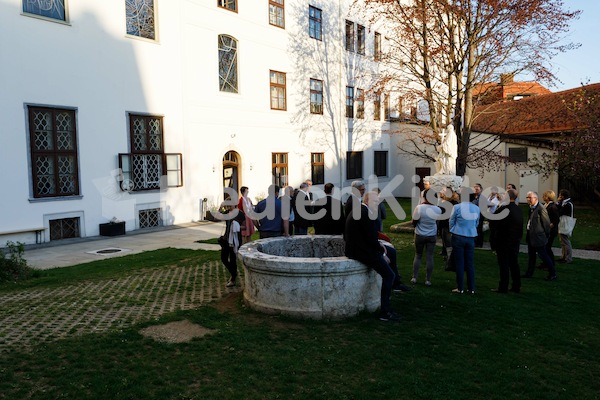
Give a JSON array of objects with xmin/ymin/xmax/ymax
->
[{"xmin": 23, "ymin": 221, "xmax": 224, "ymax": 270}]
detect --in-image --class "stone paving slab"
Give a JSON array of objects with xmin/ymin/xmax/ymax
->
[{"xmin": 0, "ymin": 260, "xmax": 238, "ymax": 352}]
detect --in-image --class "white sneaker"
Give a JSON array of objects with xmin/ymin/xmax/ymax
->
[
  {"xmin": 425, "ymin": 280, "xmax": 432, "ymax": 286},
  {"xmin": 410, "ymin": 278, "xmax": 417, "ymax": 284}
]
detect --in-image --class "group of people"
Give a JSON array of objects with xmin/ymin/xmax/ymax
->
[
  {"xmin": 220, "ymin": 178, "xmax": 576, "ymax": 322},
  {"xmin": 412, "ymin": 180, "xmax": 575, "ymax": 296}
]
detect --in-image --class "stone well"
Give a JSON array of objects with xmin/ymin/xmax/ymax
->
[{"xmin": 237, "ymin": 235, "xmax": 381, "ymax": 320}]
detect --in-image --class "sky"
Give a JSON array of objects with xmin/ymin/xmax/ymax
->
[{"xmin": 546, "ymin": 0, "xmax": 600, "ymax": 91}]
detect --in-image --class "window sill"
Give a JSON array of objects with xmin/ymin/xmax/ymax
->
[{"xmin": 29, "ymin": 195, "xmax": 83, "ymax": 203}]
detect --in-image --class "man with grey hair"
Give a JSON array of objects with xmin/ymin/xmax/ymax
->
[
  {"xmin": 345, "ymin": 191, "xmax": 400, "ymax": 322},
  {"xmin": 344, "ymin": 180, "xmax": 366, "ymax": 219},
  {"xmin": 523, "ymin": 191, "xmax": 557, "ymax": 280}
]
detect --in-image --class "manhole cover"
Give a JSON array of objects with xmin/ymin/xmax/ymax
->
[
  {"xmin": 86, "ymin": 248, "xmax": 131, "ymax": 256},
  {"xmin": 96, "ymin": 248, "xmax": 122, "ymax": 254}
]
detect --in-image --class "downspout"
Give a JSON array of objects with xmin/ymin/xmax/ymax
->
[
  {"xmin": 338, "ymin": 0, "xmax": 344, "ymax": 187},
  {"xmin": 504, "ymin": 141, "xmax": 508, "ymax": 188}
]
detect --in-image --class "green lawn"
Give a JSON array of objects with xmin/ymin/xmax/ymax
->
[{"xmin": 1, "ymin": 199, "xmax": 599, "ymax": 399}]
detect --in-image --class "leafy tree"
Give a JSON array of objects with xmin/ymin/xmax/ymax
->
[
  {"xmin": 530, "ymin": 86, "xmax": 600, "ymax": 199},
  {"xmin": 355, "ymin": 0, "xmax": 580, "ymax": 176}
]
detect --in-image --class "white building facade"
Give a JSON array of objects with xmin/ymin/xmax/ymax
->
[{"xmin": 1, "ymin": 0, "xmax": 430, "ymax": 246}]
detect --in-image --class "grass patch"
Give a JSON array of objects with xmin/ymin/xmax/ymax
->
[
  {"xmin": 196, "ymin": 237, "xmax": 220, "ymax": 245},
  {"xmin": 1, "ymin": 237, "xmax": 599, "ymax": 399}
]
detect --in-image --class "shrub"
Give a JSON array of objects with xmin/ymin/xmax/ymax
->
[{"xmin": 0, "ymin": 241, "xmax": 35, "ymax": 283}]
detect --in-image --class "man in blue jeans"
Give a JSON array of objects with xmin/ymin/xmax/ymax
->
[
  {"xmin": 345, "ymin": 191, "xmax": 400, "ymax": 322},
  {"xmin": 450, "ymin": 197, "xmax": 480, "ymax": 294},
  {"xmin": 253, "ymin": 185, "xmax": 289, "ymax": 238}
]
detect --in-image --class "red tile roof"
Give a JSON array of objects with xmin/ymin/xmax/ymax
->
[
  {"xmin": 472, "ymin": 83, "xmax": 600, "ymax": 136},
  {"xmin": 474, "ymin": 81, "xmax": 551, "ymax": 105}
]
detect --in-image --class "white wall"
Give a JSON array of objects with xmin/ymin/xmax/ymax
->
[{"xmin": 1, "ymin": 0, "xmax": 404, "ymax": 245}]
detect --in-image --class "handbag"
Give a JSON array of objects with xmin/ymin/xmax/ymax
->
[
  {"xmin": 218, "ymin": 235, "xmax": 228, "ymax": 249},
  {"xmin": 558, "ymin": 215, "xmax": 576, "ymax": 237},
  {"xmin": 558, "ymin": 201, "xmax": 576, "ymax": 237}
]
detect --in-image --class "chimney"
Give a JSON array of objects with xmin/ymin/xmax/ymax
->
[{"xmin": 500, "ymin": 73, "xmax": 514, "ymax": 85}]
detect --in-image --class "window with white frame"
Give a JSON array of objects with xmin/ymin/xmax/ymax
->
[
  {"xmin": 22, "ymin": 0, "xmax": 66, "ymax": 22},
  {"xmin": 28, "ymin": 106, "xmax": 79, "ymax": 198},
  {"xmin": 126, "ymin": 0, "xmax": 156, "ymax": 40},
  {"xmin": 119, "ymin": 114, "xmax": 183, "ymax": 191},
  {"xmin": 218, "ymin": 34, "xmax": 239, "ymax": 93}
]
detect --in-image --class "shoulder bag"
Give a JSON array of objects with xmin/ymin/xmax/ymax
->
[{"xmin": 558, "ymin": 202, "xmax": 576, "ymax": 237}]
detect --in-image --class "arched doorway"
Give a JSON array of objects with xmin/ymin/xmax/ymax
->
[{"xmin": 223, "ymin": 151, "xmax": 240, "ymax": 196}]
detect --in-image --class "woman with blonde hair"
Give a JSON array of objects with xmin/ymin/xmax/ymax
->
[{"xmin": 541, "ymin": 190, "xmax": 559, "ymax": 269}]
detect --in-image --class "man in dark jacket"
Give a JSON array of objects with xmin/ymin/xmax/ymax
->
[
  {"xmin": 523, "ymin": 191, "xmax": 557, "ymax": 280},
  {"xmin": 490, "ymin": 189, "xmax": 523, "ymax": 293},
  {"xmin": 293, "ymin": 182, "xmax": 313, "ymax": 235},
  {"xmin": 345, "ymin": 191, "xmax": 400, "ymax": 322},
  {"xmin": 313, "ymin": 183, "xmax": 345, "ymax": 235}
]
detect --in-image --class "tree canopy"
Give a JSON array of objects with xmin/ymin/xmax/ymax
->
[{"xmin": 355, "ymin": 0, "xmax": 580, "ymax": 176}]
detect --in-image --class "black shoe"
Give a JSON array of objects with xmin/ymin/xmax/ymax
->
[
  {"xmin": 509, "ymin": 288, "xmax": 521, "ymax": 293},
  {"xmin": 393, "ymin": 284, "xmax": 411, "ymax": 293},
  {"xmin": 379, "ymin": 311, "xmax": 402, "ymax": 322},
  {"xmin": 520, "ymin": 274, "xmax": 532, "ymax": 278},
  {"xmin": 545, "ymin": 275, "xmax": 558, "ymax": 281},
  {"xmin": 491, "ymin": 288, "xmax": 508, "ymax": 293}
]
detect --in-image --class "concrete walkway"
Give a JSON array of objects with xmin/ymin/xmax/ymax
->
[{"xmin": 22, "ymin": 221, "xmax": 224, "ymax": 270}]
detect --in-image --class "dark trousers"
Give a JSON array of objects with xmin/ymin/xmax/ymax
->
[
  {"xmin": 366, "ymin": 255, "xmax": 396, "ymax": 315},
  {"xmin": 526, "ymin": 242, "xmax": 556, "ymax": 277},
  {"xmin": 220, "ymin": 246, "xmax": 238, "ymax": 281},
  {"xmin": 496, "ymin": 242, "xmax": 521, "ymax": 292},
  {"xmin": 259, "ymin": 230, "xmax": 282, "ymax": 239},
  {"xmin": 544, "ymin": 232, "xmax": 557, "ymax": 264},
  {"xmin": 439, "ymin": 226, "xmax": 451, "ymax": 257},
  {"xmin": 384, "ymin": 245, "xmax": 404, "ymax": 286},
  {"xmin": 475, "ymin": 216, "xmax": 484, "ymax": 247},
  {"xmin": 294, "ymin": 225, "xmax": 308, "ymax": 235},
  {"xmin": 451, "ymin": 234, "xmax": 475, "ymax": 292}
]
